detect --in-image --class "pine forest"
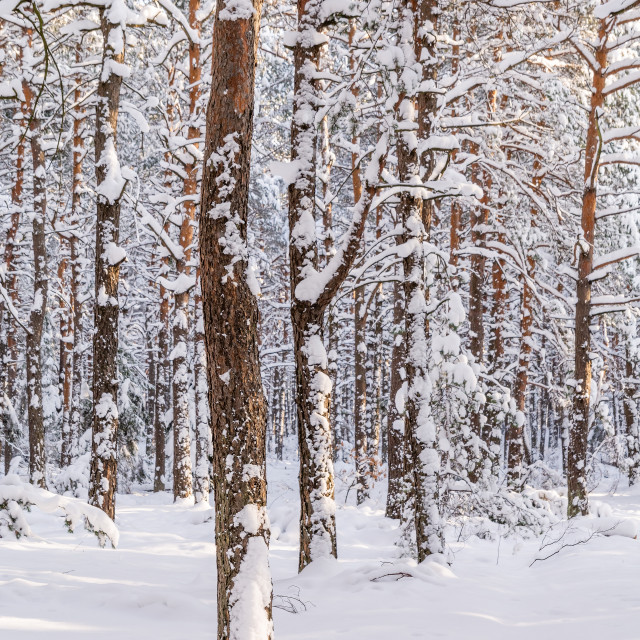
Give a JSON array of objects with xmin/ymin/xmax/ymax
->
[{"xmin": 1, "ymin": 0, "xmax": 640, "ymax": 638}]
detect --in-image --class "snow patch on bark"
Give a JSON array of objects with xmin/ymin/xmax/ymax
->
[
  {"xmin": 229, "ymin": 533, "xmax": 273, "ymax": 640},
  {"xmin": 219, "ymin": 0, "xmax": 255, "ymax": 21}
]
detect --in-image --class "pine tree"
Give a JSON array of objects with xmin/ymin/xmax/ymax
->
[{"xmin": 198, "ymin": 0, "xmax": 273, "ymax": 635}]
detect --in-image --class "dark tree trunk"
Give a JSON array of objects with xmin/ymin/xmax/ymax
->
[
  {"xmin": 277, "ymin": 357, "xmax": 286, "ymax": 461},
  {"xmin": 154, "ymin": 275, "xmax": 169, "ymax": 492},
  {"xmin": 2, "ymin": 89, "xmax": 24, "ymax": 473},
  {"xmin": 468, "ymin": 195, "xmax": 486, "ymax": 368},
  {"xmin": 26, "ymin": 107, "xmax": 48, "ymax": 488},
  {"xmin": 58, "ymin": 253, "xmax": 73, "ymax": 467},
  {"xmin": 58, "ymin": 65, "xmax": 84, "ymax": 467},
  {"xmin": 320, "ymin": 105, "xmax": 339, "ymax": 465},
  {"xmin": 370, "ymin": 285, "xmax": 383, "ymax": 469},
  {"xmin": 89, "ymin": 12, "xmax": 127, "ymax": 520},
  {"xmin": 288, "ymin": 0, "xmax": 335, "ymax": 569},
  {"xmin": 507, "ymin": 153, "xmax": 542, "ymax": 484},
  {"xmin": 397, "ymin": 0, "xmax": 443, "ymax": 562},
  {"xmin": 624, "ymin": 353, "xmax": 640, "ymax": 485},
  {"xmin": 68, "ymin": 54, "xmax": 86, "ymax": 464},
  {"xmin": 171, "ymin": 274, "xmax": 193, "ymax": 501},
  {"xmin": 508, "ymin": 278, "xmax": 533, "ymax": 484},
  {"xmin": 386, "ymin": 278, "xmax": 405, "ymax": 519},
  {"xmin": 354, "ymin": 286, "xmax": 368, "ymax": 504},
  {"xmin": 289, "ymin": 0, "xmax": 385, "ymax": 569},
  {"xmin": 350, "ymin": 71, "xmax": 368, "ymax": 501},
  {"xmin": 199, "ymin": 0, "xmax": 272, "ymax": 636},
  {"xmin": 271, "ymin": 353, "xmax": 286, "ymax": 461},
  {"xmin": 145, "ymin": 307, "xmax": 156, "ymax": 459},
  {"xmin": 467, "ymin": 161, "xmax": 488, "ymax": 479}
]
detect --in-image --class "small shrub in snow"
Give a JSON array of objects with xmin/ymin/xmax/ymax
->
[
  {"xmin": 0, "ymin": 475, "xmax": 119, "ymax": 547},
  {"xmin": 51, "ymin": 451, "xmax": 91, "ymax": 498},
  {"xmin": 443, "ymin": 483, "xmax": 566, "ymax": 543},
  {"xmin": 0, "ymin": 496, "xmax": 32, "ymax": 539}
]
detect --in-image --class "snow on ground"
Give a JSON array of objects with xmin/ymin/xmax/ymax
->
[{"xmin": 2, "ymin": 461, "xmax": 640, "ymax": 639}]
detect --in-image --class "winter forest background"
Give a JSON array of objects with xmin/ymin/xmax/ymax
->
[{"xmin": 2, "ymin": 0, "xmax": 640, "ymax": 638}]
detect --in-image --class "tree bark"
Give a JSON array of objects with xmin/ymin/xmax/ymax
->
[
  {"xmin": 2, "ymin": 80, "xmax": 24, "ymax": 473},
  {"xmin": 623, "ymin": 353, "xmax": 640, "ymax": 485},
  {"xmin": 349, "ymin": 44, "xmax": 369, "ymax": 503},
  {"xmin": 58, "ymin": 58, "xmax": 84, "ymax": 466},
  {"xmin": 154, "ymin": 69, "xmax": 175, "ymax": 493},
  {"xmin": 289, "ymin": 0, "xmax": 386, "ymax": 569},
  {"xmin": 68, "ymin": 57, "xmax": 86, "ymax": 465},
  {"xmin": 271, "ymin": 348, "xmax": 286, "ymax": 461},
  {"xmin": 145, "ymin": 306, "xmax": 156, "ymax": 459},
  {"xmin": 568, "ymin": 20, "xmax": 607, "ymax": 518},
  {"xmin": 193, "ymin": 287, "xmax": 211, "ymax": 504},
  {"xmin": 508, "ymin": 275, "xmax": 534, "ymax": 482},
  {"xmin": 467, "ymin": 159, "xmax": 488, "ymax": 469},
  {"xmin": 507, "ymin": 155, "xmax": 542, "ymax": 485},
  {"xmin": 199, "ymin": 0, "xmax": 273, "ymax": 636},
  {"xmin": 354, "ymin": 286, "xmax": 368, "ymax": 503},
  {"xmin": 89, "ymin": 9, "xmax": 127, "ymax": 519},
  {"xmin": 171, "ymin": 252, "xmax": 193, "ymax": 501},
  {"xmin": 320, "ymin": 90, "xmax": 339, "ymax": 465},
  {"xmin": 386, "ymin": 278, "xmax": 405, "ymax": 519},
  {"xmin": 154, "ymin": 271, "xmax": 169, "ymax": 492},
  {"xmin": 172, "ymin": 0, "xmax": 202, "ymax": 501},
  {"xmin": 397, "ymin": 0, "xmax": 443, "ymax": 561},
  {"xmin": 25, "ymin": 86, "xmax": 48, "ymax": 488},
  {"xmin": 288, "ymin": 0, "xmax": 336, "ymax": 569},
  {"xmin": 370, "ymin": 284, "xmax": 383, "ymax": 471},
  {"xmin": 59, "ymin": 227, "xmax": 73, "ymax": 467}
]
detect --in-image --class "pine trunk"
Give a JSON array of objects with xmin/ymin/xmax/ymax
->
[
  {"xmin": 568, "ymin": 22, "xmax": 606, "ymax": 518},
  {"xmin": 26, "ymin": 105, "xmax": 48, "ymax": 488},
  {"xmin": 58, "ymin": 62, "xmax": 82, "ymax": 467},
  {"xmin": 468, "ymin": 161, "xmax": 487, "ymax": 468},
  {"xmin": 68, "ymin": 68, "xmax": 85, "ymax": 464},
  {"xmin": 172, "ymin": 0, "xmax": 202, "ymax": 502},
  {"xmin": 398, "ymin": 0, "xmax": 443, "ymax": 561},
  {"xmin": 289, "ymin": 0, "xmax": 337, "ymax": 570},
  {"xmin": 386, "ymin": 278, "xmax": 405, "ymax": 519},
  {"xmin": 371, "ymin": 285, "xmax": 383, "ymax": 469},
  {"xmin": 354, "ymin": 286, "xmax": 368, "ymax": 504},
  {"xmin": 154, "ymin": 274, "xmax": 169, "ymax": 492},
  {"xmin": 199, "ymin": 0, "xmax": 273, "ymax": 636},
  {"xmin": 171, "ymin": 283, "xmax": 193, "ymax": 501},
  {"xmin": 507, "ymin": 155, "xmax": 541, "ymax": 484},
  {"xmin": 508, "ymin": 278, "xmax": 533, "ymax": 483},
  {"xmin": 145, "ymin": 308, "xmax": 156, "ymax": 458},
  {"xmin": 2, "ymin": 97, "xmax": 24, "ymax": 473},
  {"xmin": 59, "ymin": 244, "xmax": 73, "ymax": 467},
  {"xmin": 624, "ymin": 355, "xmax": 640, "ymax": 485},
  {"xmin": 193, "ymin": 289, "xmax": 211, "ymax": 504},
  {"xmin": 89, "ymin": 11, "xmax": 127, "ymax": 519}
]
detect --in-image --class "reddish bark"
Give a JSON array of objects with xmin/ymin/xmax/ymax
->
[
  {"xmin": 199, "ymin": 0, "xmax": 273, "ymax": 635},
  {"xmin": 568, "ymin": 21, "xmax": 607, "ymax": 517},
  {"xmin": 172, "ymin": 0, "xmax": 203, "ymax": 501}
]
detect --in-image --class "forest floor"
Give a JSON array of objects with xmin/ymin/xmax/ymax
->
[{"xmin": 2, "ymin": 461, "xmax": 640, "ymax": 639}]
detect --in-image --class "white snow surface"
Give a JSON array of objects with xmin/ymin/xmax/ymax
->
[{"xmin": 2, "ymin": 462, "xmax": 640, "ymax": 639}]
